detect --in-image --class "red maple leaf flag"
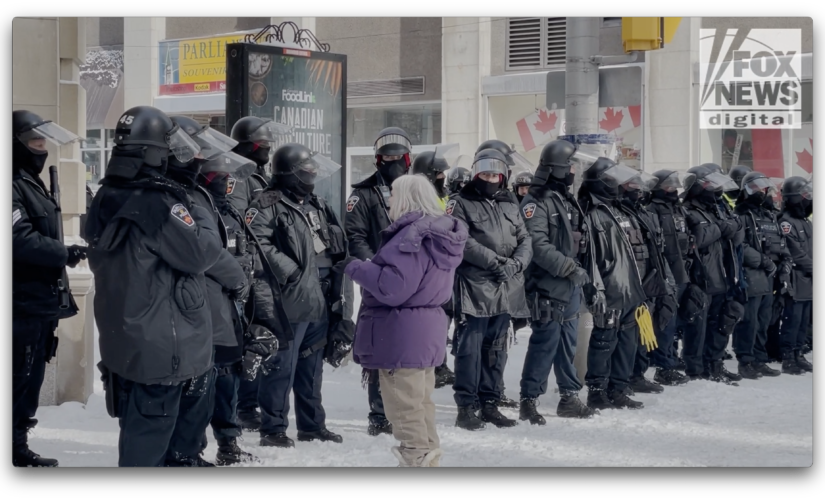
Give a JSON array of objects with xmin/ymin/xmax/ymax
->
[
  {"xmin": 599, "ymin": 107, "xmax": 624, "ymax": 133},
  {"xmin": 534, "ymin": 110, "xmax": 558, "ymax": 135},
  {"xmin": 796, "ymin": 148, "xmax": 813, "ymax": 174}
]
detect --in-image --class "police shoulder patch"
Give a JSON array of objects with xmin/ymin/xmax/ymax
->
[
  {"xmin": 12, "ymin": 208, "xmax": 22, "ymax": 226},
  {"xmin": 346, "ymin": 195, "xmax": 360, "ymax": 213},
  {"xmin": 245, "ymin": 208, "xmax": 259, "ymax": 225},
  {"xmin": 780, "ymin": 221, "xmax": 792, "ymax": 235},
  {"xmin": 171, "ymin": 203, "xmax": 195, "ymax": 227},
  {"xmin": 445, "ymin": 199, "xmax": 457, "ymax": 215},
  {"xmin": 226, "ymin": 177, "xmax": 236, "ymax": 195},
  {"xmin": 523, "ymin": 203, "xmax": 537, "ymax": 219}
]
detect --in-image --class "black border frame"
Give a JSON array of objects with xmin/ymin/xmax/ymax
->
[{"xmin": 226, "ymin": 43, "xmax": 348, "ymax": 215}]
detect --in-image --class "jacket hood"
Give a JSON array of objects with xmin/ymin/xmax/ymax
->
[{"xmin": 384, "ymin": 211, "xmax": 468, "ymax": 270}]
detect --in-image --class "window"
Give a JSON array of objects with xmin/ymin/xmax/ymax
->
[
  {"xmin": 603, "ymin": 17, "xmax": 622, "ymax": 27},
  {"xmin": 346, "ymin": 103, "xmax": 441, "ymax": 148},
  {"xmin": 506, "ymin": 17, "xmax": 567, "ymax": 71},
  {"xmin": 81, "ymin": 129, "xmax": 113, "ymax": 188}
]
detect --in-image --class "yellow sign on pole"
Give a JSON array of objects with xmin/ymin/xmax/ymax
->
[{"xmin": 621, "ymin": 17, "xmax": 681, "ymax": 53}]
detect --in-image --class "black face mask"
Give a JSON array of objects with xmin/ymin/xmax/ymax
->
[
  {"xmin": 747, "ymin": 191, "xmax": 767, "ymax": 206},
  {"xmin": 378, "ymin": 159, "xmax": 407, "ymax": 184},
  {"xmin": 281, "ymin": 174, "xmax": 315, "ymax": 198},
  {"xmin": 565, "ymin": 172, "xmax": 575, "ymax": 186},
  {"xmin": 653, "ymin": 190, "xmax": 680, "ymax": 204},
  {"xmin": 787, "ymin": 201, "xmax": 807, "ymax": 219},
  {"xmin": 698, "ymin": 189, "xmax": 718, "ymax": 205},
  {"xmin": 805, "ymin": 199, "xmax": 813, "ymax": 217},
  {"xmin": 624, "ymin": 188, "xmax": 644, "ymax": 205},
  {"xmin": 167, "ymin": 157, "xmax": 205, "ymax": 188},
  {"xmin": 434, "ymin": 177, "xmax": 447, "ymax": 198},
  {"xmin": 252, "ymin": 146, "xmax": 271, "ymax": 168},
  {"xmin": 728, "ymin": 189, "xmax": 741, "ymax": 200},
  {"xmin": 585, "ymin": 178, "xmax": 619, "ymax": 202},
  {"xmin": 13, "ymin": 140, "xmax": 48, "ymax": 176},
  {"xmin": 471, "ymin": 176, "xmax": 500, "ymax": 199},
  {"xmin": 202, "ymin": 174, "xmax": 229, "ymax": 208}
]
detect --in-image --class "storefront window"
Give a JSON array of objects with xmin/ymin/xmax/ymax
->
[
  {"xmin": 81, "ymin": 129, "xmax": 113, "ymax": 187},
  {"xmin": 347, "ymin": 103, "xmax": 441, "ymax": 148},
  {"xmin": 700, "ymin": 81, "xmax": 813, "ymax": 179}
]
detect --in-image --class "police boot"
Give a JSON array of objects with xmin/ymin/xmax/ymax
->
[
  {"xmin": 737, "ymin": 362, "xmax": 763, "ymax": 380},
  {"xmin": 608, "ymin": 388, "xmax": 644, "ymax": 410},
  {"xmin": 801, "ymin": 344, "xmax": 812, "ymax": 355},
  {"xmin": 629, "ymin": 376, "xmax": 664, "ymax": 394},
  {"xmin": 455, "ymin": 406, "xmax": 486, "ymax": 431},
  {"xmin": 753, "ymin": 361, "xmax": 781, "ymax": 377},
  {"xmin": 260, "ymin": 432, "xmax": 295, "ymax": 448},
  {"xmin": 215, "ymin": 438, "xmax": 258, "ymax": 466},
  {"xmin": 12, "ymin": 447, "xmax": 58, "ymax": 467},
  {"xmin": 557, "ymin": 392, "xmax": 599, "ymax": 419},
  {"xmin": 237, "ymin": 408, "xmax": 262, "ymax": 432},
  {"xmin": 782, "ymin": 352, "xmax": 805, "ymax": 375},
  {"xmin": 654, "ymin": 368, "xmax": 689, "ymax": 386},
  {"xmin": 497, "ymin": 394, "xmax": 520, "ymax": 409},
  {"xmin": 586, "ymin": 388, "xmax": 617, "ymax": 410},
  {"xmin": 165, "ymin": 453, "xmax": 216, "ymax": 467},
  {"xmin": 297, "ymin": 428, "xmax": 343, "ymax": 444},
  {"xmin": 480, "ymin": 401, "xmax": 518, "ymax": 428},
  {"xmin": 434, "ymin": 365, "xmax": 456, "ymax": 389},
  {"xmin": 706, "ymin": 361, "xmax": 739, "ymax": 386},
  {"xmin": 368, "ymin": 418, "xmax": 393, "ymax": 437},
  {"xmin": 518, "ymin": 397, "xmax": 546, "ymax": 425},
  {"xmin": 674, "ymin": 356, "xmax": 687, "ymax": 372},
  {"xmin": 720, "ymin": 364, "xmax": 743, "ymax": 382},
  {"xmin": 795, "ymin": 350, "xmax": 813, "ymax": 372}
]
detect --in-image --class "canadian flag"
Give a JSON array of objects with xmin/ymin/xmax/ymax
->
[
  {"xmin": 516, "ymin": 105, "xmax": 642, "ymax": 152},
  {"xmin": 792, "ymin": 123, "xmax": 813, "ymax": 177}
]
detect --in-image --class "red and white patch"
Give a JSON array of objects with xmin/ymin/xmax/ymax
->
[
  {"xmin": 346, "ymin": 196, "xmax": 360, "ymax": 213},
  {"xmin": 226, "ymin": 177, "xmax": 236, "ymax": 195},
  {"xmin": 245, "ymin": 208, "xmax": 259, "ymax": 225},
  {"xmin": 780, "ymin": 221, "xmax": 792, "ymax": 235},
  {"xmin": 171, "ymin": 203, "xmax": 195, "ymax": 227},
  {"xmin": 445, "ymin": 199, "xmax": 457, "ymax": 215},
  {"xmin": 523, "ymin": 203, "xmax": 537, "ymax": 219}
]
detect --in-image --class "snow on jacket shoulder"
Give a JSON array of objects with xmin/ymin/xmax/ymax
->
[{"xmin": 346, "ymin": 211, "xmax": 468, "ymax": 370}]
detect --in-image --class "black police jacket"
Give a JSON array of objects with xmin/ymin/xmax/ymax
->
[
  {"xmin": 227, "ymin": 171, "xmax": 268, "ymax": 215},
  {"xmin": 683, "ymin": 198, "xmax": 728, "ymax": 296},
  {"xmin": 778, "ymin": 211, "xmax": 812, "ymax": 301},
  {"xmin": 192, "ymin": 187, "xmax": 247, "ymax": 349},
  {"xmin": 447, "ymin": 184, "xmax": 532, "ymax": 319},
  {"xmin": 735, "ymin": 201, "xmax": 792, "ymax": 297},
  {"xmin": 79, "ymin": 184, "xmax": 93, "ymax": 243},
  {"xmin": 12, "ymin": 168, "xmax": 76, "ymax": 321},
  {"xmin": 519, "ymin": 184, "xmax": 585, "ymax": 305},
  {"xmin": 86, "ymin": 170, "xmax": 224, "ymax": 385},
  {"xmin": 647, "ymin": 198, "xmax": 691, "ymax": 286},
  {"xmin": 578, "ymin": 192, "xmax": 646, "ymax": 312},
  {"xmin": 344, "ymin": 172, "xmax": 393, "ymax": 261},
  {"xmin": 247, "ymin": 188, "xmax": 348, "ymax": 325},
  {"xmin": 619, "ymin": 201, "xmax": 673, "ymax": 300}
]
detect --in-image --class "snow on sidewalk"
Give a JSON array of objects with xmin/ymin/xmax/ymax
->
[{"xmin": 28, "ymin": 331, "xmax": 812, "ymax": 467}]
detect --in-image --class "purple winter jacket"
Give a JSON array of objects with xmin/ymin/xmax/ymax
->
[{"xmin": 345, "ymin": 211, "xmax": 468, "ymax": 370}]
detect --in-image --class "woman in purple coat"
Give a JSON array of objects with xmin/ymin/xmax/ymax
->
[{"xmin": 342, "ymin": 174, "xmax": 468, "ymax": 467}]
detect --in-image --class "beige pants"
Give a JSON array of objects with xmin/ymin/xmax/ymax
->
[{"xmin": 379, "ymin": 367, "xmax": 440, "ymax": 466}]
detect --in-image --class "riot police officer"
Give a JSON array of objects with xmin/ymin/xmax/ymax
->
[
  {"xmin": 733, "ymin": 172, "xmax": 791, "ymax": 377},
  {"xmin": 246, "ymin": 143, "xmax": 345, "ymax": 448},
  {"xmin": 725, "ymin": 165, "xmax": 753, "ymax": 208},
  {"xmin": 163, "ymin": 116, "xmax": 259, "ymax": 466},
  {"xmin": 447, "ymin": 166, "xmax": 471, "ymax": 195},
  {"xmin": 778, "ymin": 177, "xmax": 813, "ymax": 374},
  {"xmin": 86, "ymin": 106, "xmax": 224, "ymax": 467},
  {"xmin": 681, "ymin": 166, "xmax": 742, "ymax": 385},
  {"xmin": 646, "ymin": 171, "xmax": 693, "ymax": 385},
  {"xmin": 475, "ymin": 139, "xmax": 534, "ymax": 182},
  {"xmin": 511, "ymin": 171, "xmax": 533, "ymax": 204},
  {"xmin": 345, "ymin": 127, "xmax": 411, "ymax": 436},
  {"xmin": 577, "ymin": 159, "xmax": 647, "ymax": 410},
  {"xmin": 12, "ymin": 110, "xmax": 86, "ymax": 467},
  {"xmin": 516, "ymin": 140, "xmax": 595, "ymax": 424},
  {"xmin": 411, "ymin": 146, "xmax": 457, "ymax": 389},
  {"xmin": 226, "ymin": 115, "xmax": 291, "ymax": 430},
  {"xmin": 447, "ymin": 148, "xmax": 532, "ymax": 430}
]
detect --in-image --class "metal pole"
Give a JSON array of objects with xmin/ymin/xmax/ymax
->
[{"xmin": 565, "ymin": 17, "xmax": 601, "ymax": 136}]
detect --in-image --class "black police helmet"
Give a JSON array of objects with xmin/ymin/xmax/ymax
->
[
  {"xmin": 476, "ymin": 139, "xmax": 515, "ymax": 166},
  {"xmin": 12, "ymin": 110, "xmax": 48, "ymax": 138},
  {"xmin": 535, "ymin": 139, "xmax": 576, "ymax": 184},
  {"xmin": 114, "ymin": 106, "xmax": 177, "ymax": 167},
  {"xmin": 230, "ymin": 116, "xmax": 268, "ymax": 143},
  {"xmin": 272, "ymin": 143, "xmax": 318, "ymax": 186},
  {"xmin": 652, "ymin": 169, "xmax": 677, "ymax": 189},
  {"xmin": 411, "ymin": 150, "xmax": 449, "ymax": 180},
  {"xmin": 170, "ymin": 115, "xmax": 206, "ymax": 138},
  {"xmin": 447, "ymin": 167, "xmax": 470, "ymax": 192},
  {"xmin": 374, "ymin": 127, "xmax": 411, "ymax": 156},
  {"xmin": 512, "ymin": 171, "xmax": 533, "ymax": 188},
  {"xmin": 701, "ymin": 163, "xmax": 723, "ymax": 174},
  {"xmin": 782, "ymin": 176, "xmax": 810, "ymax": 199},
  {"xmin": 729, "ymin": 165, "xmax": 753, "ymax": 187}
]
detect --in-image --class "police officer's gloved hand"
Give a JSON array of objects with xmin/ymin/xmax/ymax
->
[
  {"xmin": 761, "ymin": 255, "xmax": 777, "ymax": 277},
  {"xmin": 244, "ymin": 325, "xmax": 278, "ymax": 357},
  {"xmin": 332, "ymin": 255, "xmax": 359, "ymax": 275},
  {"xmin": 66, "ymin": 244, "xmax": 88, "ymax": 268},
  {"xmin": 494, "ymin": 258, "xmax": 521, "ymax": 283},
  {"xmin": 567, "ymin": 266, "xmax": 590, "ymax": 287},
  {"xmin": 718, "ymin": 220, "xmax": 737, "ymax": 240},
  {"xmin": 228, "ymin": 280, "xmax": 251, "ymax": 303},
  {"xmin": 583, "ymin": 283, "xmax": 607, "ymax": 315}
]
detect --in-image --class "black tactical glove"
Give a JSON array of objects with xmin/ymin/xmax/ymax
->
[
  {"xmin": 332, "ymin": 255, "xmax": 359, "ymax": 275},
  {"xmin": 718, "ymin": 220, "xmax": 737, "ymax": 240},
  {"xmin": 228, "ymin": 280, "xmax": 251, "ymax": 303},
  {"xmin": 567, "ymin": 266, "xmax": 591, "ymax": 288},
  {"xmin": 657, "ymin": 294, "xmax": 678, "ymax": 332},
  {"xmin": 66, "ymin": 244, "xmax": 88, "ymax": 268},
  {"xmin": 583, "ymin": 283, "xmax": 606, "ymax": 315},
  {"xmin": 761, "ymin": 255, "xmax": 777, "ymax": 277},
  {"xmin": 324, "ymin": 318, "xmax": 355, "ymax": 368},
  {"xmin": 493, "ymin": 259, "xmax": 521, "ymax": 283},
  {"xmin": 778, "ymin": 260, "xmax": 793, "ymax": 296},
  {"xmin": 242, "ymin": 325, "xmax": 279, "ymax": 381}
]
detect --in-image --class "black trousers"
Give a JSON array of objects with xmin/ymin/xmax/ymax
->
[
  {"xmin": 117, "ymin": 377, "xmax": 184, "ymax": 467},
  {"xmin": 780, "ymin": 298, "xmax": 812, "ymax": 355},
  {"xmin": 702, "ymin": 294, "xmax": 730, "ymax": 367},
  {"xmin": 733, "ymin": 293, "xmax": 772, "ymax": 363},
  {"xmin": 12, "ymin": 317, "xmax": 55, "ymax": 451},
  {"xmin": 452, "ymin": 314, "xmax": 511, "ymax": 408},
  {"xmin": 585, "ymin": 307, "xmax": 638, "ymax": 393},
  {"xmin": 164, "ymin": 367, "xmax": 216, "ymax": 463},
  {"xmin": 211, "ymin": 364, "xmax": 242, "ymax": 443}
]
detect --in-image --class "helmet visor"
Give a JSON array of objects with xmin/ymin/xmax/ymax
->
[
  {"xmin": 374, "ymin": 134, "xmax": 412, "ymax": 156},
  {"xmin": 248, "ymin": 120, "xmax": 294, "ymax": 144},
  {"xmin": 626, "ymin": 172, "xmax": 657, "ymax": 192},
  {"xmin": 434, "ymin": 143, "xmax": 461, "ymax": 169},
  {"xmin": 17, "ymin": 121, "xmax": 82, "ymax": 149},
  {"xmin": 193, "ymin": 127, "xmax": 238, "ymax": 160},
  {"xmin": 794, "ymin": 181, "xmax": 814, "ymax": 200},
  {"xmin": 512, "ymin": 172, "xmax": 533, "ymax": 187},
  {"xmin": 281, "ymin": 152, "xmax": 343, "ymax": 185},
  {"xmin": 201, "ymin": 151, "xmax": 256, "ymax": 180},
  {"xmin": 509, "ymin": 151, "xmax": 534, "ymax": 176},
  {"xmin": 656, "ymin": 172, "xmax": 685, "ymax": 192},
  {"xmin": 743, "ymin": 176, "xmax": 777, "ymax": 196},
  {"xmin": 702, "ymin": 172, "xmax": 738, "ymax": 192},
  {"xmin": 597, "ymin": 163, "xmax": 641, "ymax": 189},
  {"xmin": 471, "ymin": 157, "xmax": 509, "ymax": 179},
  {"xmin": 168, "ymin": 126, "xmax": 202, "ymax": 163}
]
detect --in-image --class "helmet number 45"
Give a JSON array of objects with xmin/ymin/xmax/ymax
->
[{"xmin": 119, "ymin": 115, "xmax": 135, "ymax": 125}]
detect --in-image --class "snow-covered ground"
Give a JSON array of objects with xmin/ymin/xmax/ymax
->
[{"xmin": 29, "ymin": 327, "xmax": 812, "ymax": 467}]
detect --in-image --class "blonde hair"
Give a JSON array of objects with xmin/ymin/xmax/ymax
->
[{"xmin": 389, "ymin": 174, "xmax": 445, "ymax": 221}]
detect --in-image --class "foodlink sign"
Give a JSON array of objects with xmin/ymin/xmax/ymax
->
[
  {"xmin": 159, "ymin": 31, "xmax": 254, "ymax": 95},
  {"xmin": 699, "ymin": 29, "xmax": 802, "ymax": 129},
  {"xmin": 225, "ymin": 43, "xmax": 347, "ymax": 217}
]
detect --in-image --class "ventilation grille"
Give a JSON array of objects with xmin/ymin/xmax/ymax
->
[
  {"xmin": 546, "ymin": 18, "xmax": 567, "ymax": 66},
  {"xmin": 348, "ymin": 77, "xmax": 426, "ymax": 98},
  {"xmin": 506, "ymin": 17, "xmax": 567, "ymax": 70}
]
